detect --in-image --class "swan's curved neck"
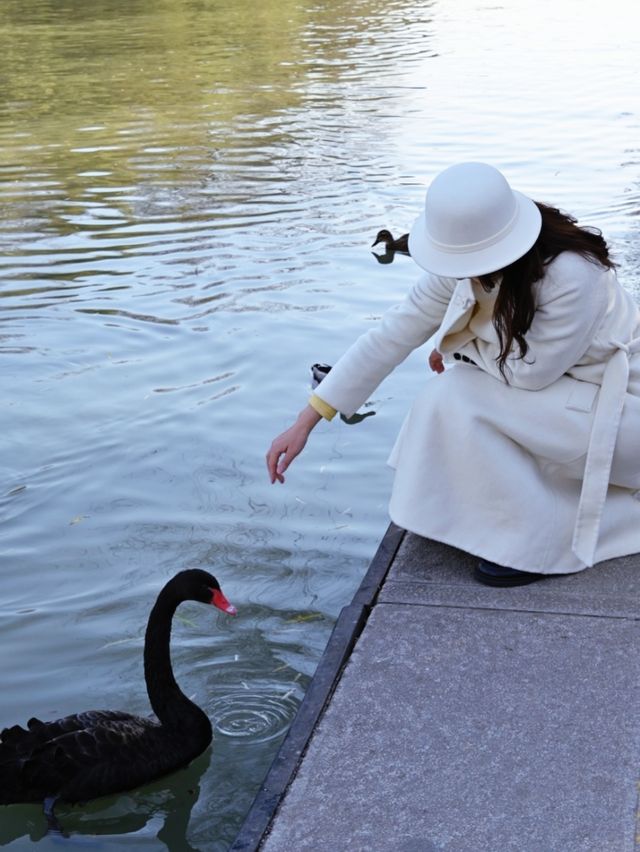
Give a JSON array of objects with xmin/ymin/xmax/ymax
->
[{"xmin": 143, "ymin": 590, "xmax": 210, "ymax": 735}]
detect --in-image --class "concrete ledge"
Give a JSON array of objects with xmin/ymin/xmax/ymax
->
[{"xmin": 230, "ymin": 523, "xmax": 405, "ymax": 851}]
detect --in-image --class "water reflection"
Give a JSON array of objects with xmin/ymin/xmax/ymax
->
[
  {"xmin": 0, "ymin": 0, "xmax": 436, "ymax": 263},
  {"xmin": 0, "ymin": 752, "xmax": 209, "ymax": 850}
]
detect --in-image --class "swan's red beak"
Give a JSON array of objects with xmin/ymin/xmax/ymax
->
[{"xmin": 211, "ymin": 588, "xmax": 237, "ymax": 616}]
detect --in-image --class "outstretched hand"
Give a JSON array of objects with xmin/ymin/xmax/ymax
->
[{"xmin": 266, "ymin": 406, "xmax": 322, "ymax": 483}]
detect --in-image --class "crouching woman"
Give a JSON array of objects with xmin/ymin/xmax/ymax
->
[{"xmin": 266, "ymin": 162, "xmax": 640, "ymax": 586}]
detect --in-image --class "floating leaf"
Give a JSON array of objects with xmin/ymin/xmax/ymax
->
[
  {"xmin": 101, "ymin": 637, "xmax": 137, "ymax": 649},
  {"xmin": 175, "ymin": 613, "xmax": 198, "ymax": 628},
  {"xmin": 285, "ymin": 613, "xmax": 323, "ymax": 623}
]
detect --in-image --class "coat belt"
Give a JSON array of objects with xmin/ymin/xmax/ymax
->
[{"xmin": 572, "ymin": 337, "xmax": 640, "ymax": 565}]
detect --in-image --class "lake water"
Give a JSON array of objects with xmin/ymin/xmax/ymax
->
[{"xmin": 1, "ymin": 0, "xmax": 639, "ymax": 848}]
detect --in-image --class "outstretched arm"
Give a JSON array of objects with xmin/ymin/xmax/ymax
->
[
  {"xmin": 266, "ymin": 405, "xmax": 322, "ymax": 483},
  {"xmin": 313, "ymin": 271, "xmax": 454, "ymax": 416},
  {"xmin": 266, "ymin": 271, "xmax": 454, "ymax": 484}
]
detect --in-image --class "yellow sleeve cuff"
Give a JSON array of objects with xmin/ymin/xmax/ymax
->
[{"xmin": 309, "ymin": 393, "xmax": 337, "ymax": 421}]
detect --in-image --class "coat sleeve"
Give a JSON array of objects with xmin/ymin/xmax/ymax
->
[
  {"xmin": 462, "ymin": 254, "xmax": 610, "ymax": 390},
  {"xmin": 314, "ymin": 272, "xmax": 455, "ymax": 416}
]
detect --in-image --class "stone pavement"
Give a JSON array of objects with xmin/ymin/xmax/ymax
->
[{"xmin": 256, "ymin": 530, "xmax": 640, "ymax": 852}]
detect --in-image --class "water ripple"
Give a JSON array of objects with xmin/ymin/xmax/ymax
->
[{"xmin": 210, "ymin": 690, "xmax": 300, "ymax": 744}]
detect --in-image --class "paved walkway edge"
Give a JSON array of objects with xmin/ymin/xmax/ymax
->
[{"xmin": 230, "ymin": 522, "xmax": 406, "ymax": 852}]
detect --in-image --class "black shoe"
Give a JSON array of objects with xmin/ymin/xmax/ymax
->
[{"xmin": 474, "ymin": 559, "xmax": 546, "ymax": 587}]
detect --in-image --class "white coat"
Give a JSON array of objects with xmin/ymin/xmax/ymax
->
[{"xmin": 314, "ymin": 251, "xmax": 640, "ymax": 573}]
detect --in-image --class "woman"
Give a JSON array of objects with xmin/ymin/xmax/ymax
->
[{"xmin": 266, "ymin": 162, "xmax": 640, "ymax": 586}]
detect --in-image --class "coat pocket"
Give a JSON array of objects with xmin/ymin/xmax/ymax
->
[{"xmin": 565, "ymin": 380, "xmax": 599, "ymax": 413}]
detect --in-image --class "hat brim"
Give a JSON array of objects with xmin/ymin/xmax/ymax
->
[{"xmin": 408, "ymin": 190, "xmax": 542, "ymax": 278}]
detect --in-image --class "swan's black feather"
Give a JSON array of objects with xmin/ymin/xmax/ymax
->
[
  {"xmin": 0, "ymin": 569, "xmax": 230, "ymax": 809},
  {"xmin": 6, "ymin": 713, "xmax": 208, "ymax": 803},
  {"xmin": 0, "ymin": 704, "xmax": 199, "ymax": 804}
]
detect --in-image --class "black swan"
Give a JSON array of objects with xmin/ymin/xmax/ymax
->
[
  {"xmin": 0, "ymin": 569, "xmax": 236, "ymax": 830},
  {"xmin": 371, "ymin": 229, "xmax": 410, "ymax": 254}
]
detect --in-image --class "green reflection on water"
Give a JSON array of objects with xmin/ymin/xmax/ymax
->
[{"xmin": 0, "ymin": 0, "xmax": 423, "ymax": 213}]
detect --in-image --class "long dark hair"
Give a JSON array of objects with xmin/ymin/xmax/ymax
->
[{"xmin": 477, "ymin": 202, "xmax": 615, "ymax": 379}]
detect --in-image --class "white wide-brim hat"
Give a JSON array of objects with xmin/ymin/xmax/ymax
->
[{"xmin": 408, "ymin": 162, "xmax": 542, "ymax": 278}]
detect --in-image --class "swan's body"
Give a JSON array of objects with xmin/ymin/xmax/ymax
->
[
  {"xmin": 0, "ymin": 709, "xmax": 208, "ymax": 805},
  {"xmin": 0, "ymin": 569, "xmax": 236, "ymax": 815}
]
